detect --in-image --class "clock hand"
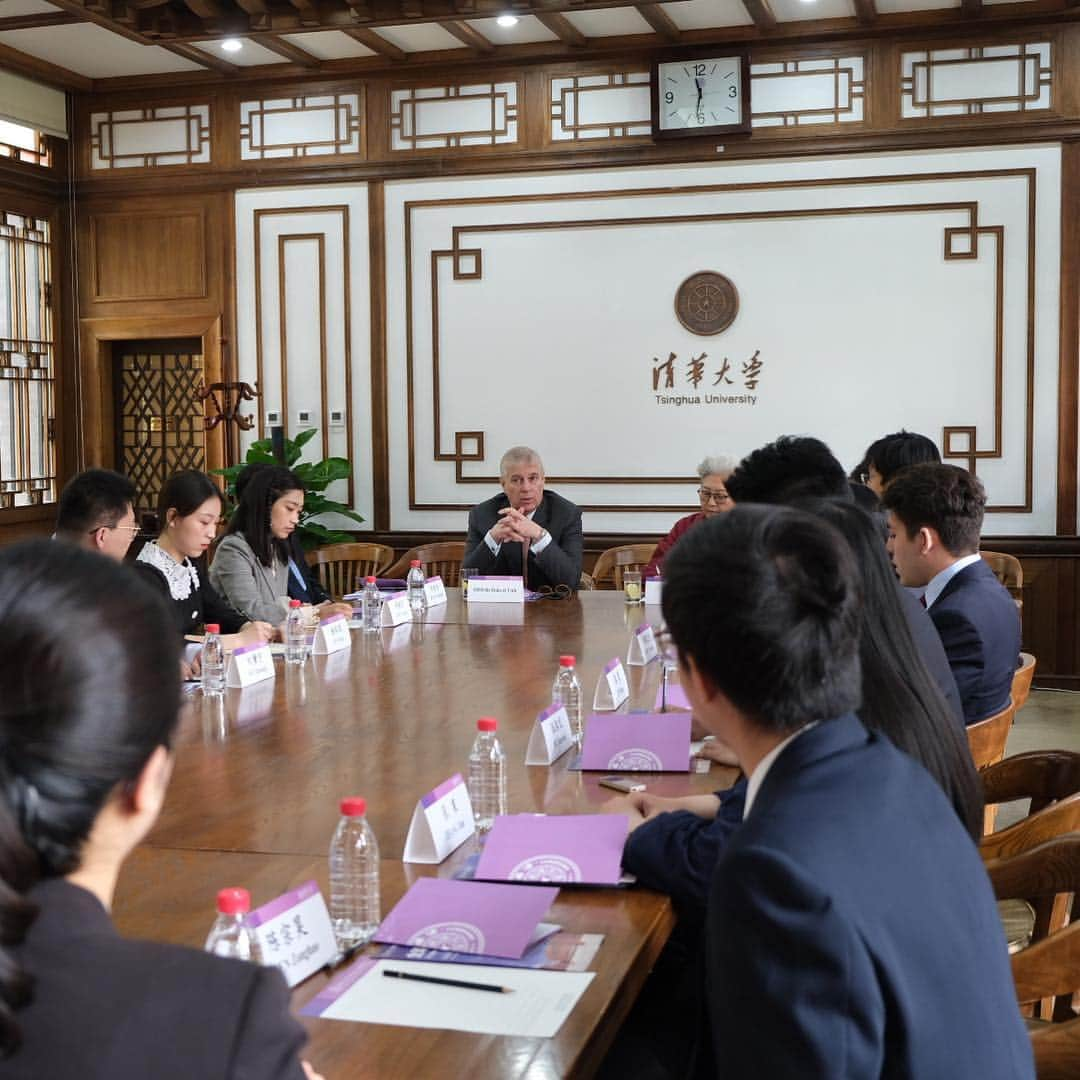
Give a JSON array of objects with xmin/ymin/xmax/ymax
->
[{"xmin": 695, "ymin": 76, "xmax": 703, "ymax": 107}]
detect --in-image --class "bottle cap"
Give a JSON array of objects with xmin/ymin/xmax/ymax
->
[
  {"xmin": 410, "ymin": 559, "xmax": 421, "ymax": 567},
  {"xmin": 366, "ymin": 575, "xmax": 376, "ymax": 583},
  {"xmin": 205, "ymin": 624, "xmax": 220, "ymax": 635},
  {"xmin": 477, "ymin": 717, "xmax": 498, "ymax": 732},
  {"xmin": 559, "ymin": 655, "xmax": 576, "ymax": 667},
  {"xmin": 340, "ymin": 796, "xmax": 367, "ymax": 817},
  {"xmin": 289, "ymin": 599, "xmax": 301, "ymax": 608},
  {"xmin": 216, "ymin": 887, "xmax": 250, "ymax": 915}
]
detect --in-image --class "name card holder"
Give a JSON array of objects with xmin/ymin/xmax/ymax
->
[
  {"xmin": 468, "ymin": 575, "xmax": 525, "ymax": 604},
  {"xmin": 644, "ymin": 578, "xmax": 663, "ymax": 606},
  {"xmin": 423, "ymin": 575, "xmax": 448, "ymax": 608},
  {"xmin": 525, "ymin": 704, "xmax": 575, "ymax": 765},
  {"xmin": 593, "ymin": 658, "xmax": 630, "ymax": 712},
  {"xmin": 403, "ymin": 773, "xmax": 475, "ymax": 864},
  {"xmin": 626, "ymin": 622, "xmax": 659, "ymax": 667},
  {"xmin": 313, "ymin": 614, "xmax": 352, "ymax": 655},
  {"xmin": 226, "ymin": 643, "xmax": 276, "ymax": 688},
  {"xmin": 380, "ymin": 593, "xmax": 413, "ymax": 627},
  {"xmin": 247, "ymin": 880, "xmax": 338, "ymax": 988}
]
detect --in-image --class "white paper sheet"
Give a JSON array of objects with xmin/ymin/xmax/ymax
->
[{"xmin": 318, "ymin": 959, "xmax": 595, "ymax": 1037}]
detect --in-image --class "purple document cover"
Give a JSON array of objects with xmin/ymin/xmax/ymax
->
[
  {"xmin": 372, "ymin": 877, "xmax": 558, "ymax": 959},
  {"xmin": 474, "ymin": 814, "xmax": 627, "ymax": 886},
  {"xmin": 580, "ymin": 713, "xmax": 691, "ymax": 772},
  {"xmin": 655, "ymin": 682, "xmax": 692, "ymax": 712}
]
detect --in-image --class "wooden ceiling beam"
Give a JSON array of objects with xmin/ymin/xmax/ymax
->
[
  {"xmin": 342, "ymin": 26, "xmax": 407, "ymax": 60},
  {"xmin": 851, "ymin": 0, "xmax": 877, "ymax": 23},
  {"xmin": 634, "ymin": 3, "xmax": 681, "ymax": 42},
  {"xmin": 160, "ymin": 40, "xmax": 240, "ymax": 72},
  {"xmin": 233, "ymin": 0, "xmax": 267, "ymax": 12},
  {"xmin": 0, "ymin": 11, "xmax": 85, "ymax": 30},
  {"xmin": 182, "ymin": 0, "xmax": 222, "ymax": 18},
  {"xmin": 0, "ymin": 39, "xmax": 91, "ymax": 91},
  {"xmin": 535, "ymin": 11, "xmax": 586, "ymax": 47},
  {"xmin": 441, "ymin": 19, "xmax": 495, "ymax": 52},
  {"xmin": 285, "ymin": 0, "xmax": 322, "ymax": 26},
  {"xmin": 250, "ymin": 33, "xmax": 322, "ymax": 66},
  {"xmin": 961, "ymin": 0, "xmax": 983, "ymax": 13},
  {"xmin": 740, "ymin": 0, "xmax": 778, "ymax": 30}
]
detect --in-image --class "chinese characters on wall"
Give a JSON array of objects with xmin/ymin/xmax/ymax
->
[{"xmin": 651, "ymin": 349, "xmax": 764, "ymax": 405}]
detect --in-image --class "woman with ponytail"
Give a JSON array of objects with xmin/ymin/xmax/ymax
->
[{"xmin": 0, "ymin": 541, "xmax": 317, "ymax": 1079}]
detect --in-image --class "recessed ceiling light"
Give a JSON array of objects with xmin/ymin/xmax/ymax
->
[
  {"xmin": 496, "ymin": 14, "xmax": 519, "ymax": 27},
  {"xmin": 221, "ymin": 38, "xmax": 243, "ymax": 52}
]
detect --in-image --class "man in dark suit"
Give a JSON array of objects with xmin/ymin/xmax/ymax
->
[
  {"xmin": 882, "ymin": 463, "xmax": 1020, "ymax": 724},
  {"xmin": 659, "ymin": 506, "xmax": 1033, "ymax": 1079},
  {"xmin": 462, "ymin": 446, "xmax": 582, "ymax": 591}
]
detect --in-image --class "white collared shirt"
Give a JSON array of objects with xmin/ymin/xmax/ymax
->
[
  {"xmin": 742, "ymin": 722, "xmax": 819, "ymax": 820},
  {"xmin": 922, "ymin": 552, "xmax": 982, "ymax": 610},
  {"xmin": 484, "ymin": 507, "xmax": 552, "ymax": 556}
]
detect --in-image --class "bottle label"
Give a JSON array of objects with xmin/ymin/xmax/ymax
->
[
  {"xmin": 466, "ymin": 575, "xmax": 525, "ymax": 604},
  {"xmin": 380, "ymin": 593, "xmax": 413, "ymax": 627},
  {"xmin": 226, "ymin": 643, "xmax": 276, "ymax": 688},
  {"xmin": 313, "ymin": 613, "xmax": 352, "ymax": 655},
  {"xmin": 246, "ymin": 879, "xmax": 338, "ymax": 987},
  {"xmin": 422, "ymin": 575, "xmax": 448, "ymax": 609},
  {"xmin": 525, "ymin": 704, "xmax": 575, "ymax": 766},
  {"xmin": 403, "ymin": 773, "xmax": 475, "ymax": 864},
  {"xmin": 626, "ymin": 622, "xmax": 659, "ymax": 667}
]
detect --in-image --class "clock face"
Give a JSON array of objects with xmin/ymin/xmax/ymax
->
[{"xmin": 655, "ymin": 56, "xmax": 748, "ymax": 134}]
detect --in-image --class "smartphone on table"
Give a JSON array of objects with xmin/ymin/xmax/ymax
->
[{"xmin": 598, "ymin": 775, "xmax": 646, "ymax": 794}]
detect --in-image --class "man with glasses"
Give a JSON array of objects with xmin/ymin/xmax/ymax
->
[
  {"xmin": 463, "ymin": 446, "xmax": 582, "ymax": 591},
  {"xmin": 54, "ymin": 469, "xmax": 139, "ymax": 562},
  {"xmin": 642, "ymin": 455, "xmax": 736, "ymax": 579}
]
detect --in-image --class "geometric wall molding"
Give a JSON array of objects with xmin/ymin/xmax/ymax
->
[
  {"xmin": 90, "ymin": 105, "xmax": 211, "ymax": 170},
  {"xmin": 240, "ymin": 93, "xmax": 362, "ymax": 161},
  {"xmin": 549, "ymin": 72, "xmax": 651, "ymax": 142},
  {"xmin": 390, "ymin": 81, "xmax": 519, "ymax": 151},
  {"xmin": 901, "ymin": 42, "xmax": 1052, "ymax": 119},
  {"xmin": 752, "ymin": 55, "xmax": 866, "ymax": 128}
]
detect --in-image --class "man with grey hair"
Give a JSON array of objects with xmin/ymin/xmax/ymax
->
[
  {"xmin": 462, "ymin": 446, "xmax": 583, "ymax": 591},
  {"xmin": 642, "ymin": 454, "xmax": 737, "ymax": 578}
]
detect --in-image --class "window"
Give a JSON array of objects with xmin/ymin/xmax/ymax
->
[
  {"xmin": 0, "ymin": 120, "xmax": 50, "ymax": 167},
  {"xmin": 0, "ymin": 210, "xmax": 55, "ymax": 509}
]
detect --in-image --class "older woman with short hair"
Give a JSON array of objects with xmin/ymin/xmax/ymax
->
[{"xmin": 642, "ymin": 455, "xmax": 737, "ymax": 579}]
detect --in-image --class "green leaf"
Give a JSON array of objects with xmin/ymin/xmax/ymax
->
[{"xmin": 293, "ymin": 428, "xmax": 318, "ymax": 450}]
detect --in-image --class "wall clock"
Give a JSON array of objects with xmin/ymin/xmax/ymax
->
[{"xmin": 651, "ymin": 53, "xmax": 751, "ymax": 139}]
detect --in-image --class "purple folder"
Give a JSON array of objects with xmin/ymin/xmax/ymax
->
[
  {"xmin": 655, "ymin": 682, "xmax": 692, "ymax": 712},
  {"xmin": 579, "ymin": 712, "xmax": 692, "ymax": 772},
  {"xmin": 372, "ymin": 877, "xmax": 558, "ymax": 960},
  {"xmin": 474, "ymin": 814, "xmax": 627, "ymax": 886}
]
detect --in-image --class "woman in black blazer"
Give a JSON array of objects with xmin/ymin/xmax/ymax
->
[{"xmin": 0, "ymin": 541, "xmax": 321, "ymax": 1080}]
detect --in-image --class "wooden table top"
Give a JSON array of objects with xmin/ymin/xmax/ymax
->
[{"xmin": 113, "ymin": 591, "xmax": 735, "ymax": 1078}]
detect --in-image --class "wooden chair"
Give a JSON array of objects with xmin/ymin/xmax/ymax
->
[
  {"xmin": 589, "ymin": 543, "xmax": 658, "ymax": 591},
  {"xmin": 968, "ymin": 700, "xmax": 1017, "ymax": 772},
  {"xmin": 386, "ymin": 541, "xmax": 467, "ymax": 586},
  {"xmin": 1013, "ymin": 653, "xmax": 1037, "ymax": 714},
  {"xmin": 305, "ymin": 542, "xmax": 395, "ymax": 599},
  {"xmin": 986, "ymin": 835, "xmax": 1080, "ymax": 1043},
  {"xmin": 982, "ymin": 549, "xmax": 1024, "ymax": 613}
]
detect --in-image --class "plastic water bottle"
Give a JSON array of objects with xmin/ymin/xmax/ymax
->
[
  {"xmin": 361, "ymin": 575, "xmax": 381, "ymax": 633},
  {"xmin": 407, "ymin": 559, "xmax": 427, "ymax": 620},
  {"xmin": 468, "ymin": 717, "xmax": 507, "ymax": 833},
  {"xmin": 552, "ymin": 655, "xmax": 584, "ymax": 746},
  {"xmin": 205, "ymin": 886, "xmax": 256, "ymax": 961},
  {"xmin": 286, "ymin": 598, "xmax": 307, "ymax": 664},
  {"xmin": 329, "ymin": 796, "xmax": 381, "ymax": 949},
  {"xmin": 201, "ymin": 623, "xmax": 225, "ymax": 697}
]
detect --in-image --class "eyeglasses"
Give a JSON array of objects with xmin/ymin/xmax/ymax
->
[
  {"xmin": 698, "ymin": 488, "xmax": 731, "ymax": 506},
  {"xmin": 88, "ymin": 523, "xmax": 140, "ymax": 536}
]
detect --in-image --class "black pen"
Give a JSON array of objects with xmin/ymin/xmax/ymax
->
[{"xmin": 382, "ymin": 969, "xmax": 513, "ymax": 994}]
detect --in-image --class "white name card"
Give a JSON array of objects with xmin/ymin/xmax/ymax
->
[
  {"xmin": 313, "ymin": 614, "xmax": 352, "ymax": 655},
  {"xmin": 626, "ymin": 622, "xmax": 659, "ymax": 667},
  {"xmin": 644, "ymin": 578, "xmax": 663, "ymax": 606},
  {"xmin": 402, "ymin": 773, "xmax": 475, "ymax": 864},
  {"xmin": 423, "ymin": 575, "xmax": 448, "ymax": 608},
  {"xmin": 247, "ymin": 880, "xmax": 338, "ymax": 988},
  {"xmin": 380, "ymin": 593, "xmax": 413, "ymax": 627},
  {"xmin": 467, "ymin": 575, "xmax": 525, "ymax": 604},
  {"xmin": 593, "ymin": 657, "xmax": 630, "ymax": 712},
  {"xmin": 525, "ymin": 704, "xmax": 575, "ymax": 766},
  {"xmin": 226, "ymin": 643, "xmax": 276, "ymax": 688}
]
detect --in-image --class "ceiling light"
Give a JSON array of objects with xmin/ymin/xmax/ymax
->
[
  {"xmin": 496, "ymin": 14, "xmax": 519, "ymax": 27},
  {"xmin": 221, "ymin": 38, "xmax": 243, "ymax": 52}
]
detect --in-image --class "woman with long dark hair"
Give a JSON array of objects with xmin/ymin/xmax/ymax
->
[
  {"xmin": 0, "ymin": 541, "xmax": 316, "ymax": 1077},
  {"xmin": 210, "ymin": 466, "xmax": 351, "ymax": 627}
]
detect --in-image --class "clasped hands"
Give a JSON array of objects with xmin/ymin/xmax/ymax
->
[{"xmin": 490, "ymin": 506, "xmax": 545, "ymax": 545}]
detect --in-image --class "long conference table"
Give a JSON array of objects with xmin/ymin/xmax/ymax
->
[{"xmin": 112, "ymin": 591, "xmax": 735, "ymax": 1078}]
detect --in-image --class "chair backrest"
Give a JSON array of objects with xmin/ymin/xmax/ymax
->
[
  {"xmin": 1012, "ymin": 653, "xmax": 1037, "ymax": 713},
  {"xmin": 981, "ymin": 549, "xmax": 1024, "ymax": 610},
  {"xmin": 305, "ymin": 542, "xmax": 396, "ymax": 599},
  {"xmin": 386, "ymin": 541, "xmax": 467, "ymax": 586},
  {"xmin": 967, "ymin": 700, "xmax": 1016, "ymax": 771},
  {"xmin": 590, "ymin": 543, "xmax": 658, "ymax": 590}
]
